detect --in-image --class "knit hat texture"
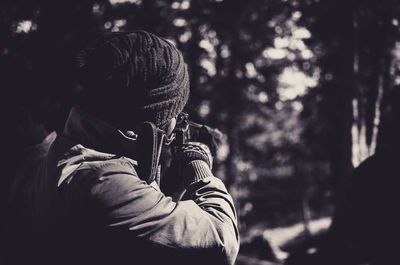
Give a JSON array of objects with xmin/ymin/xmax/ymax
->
[{"xmin": 77, "ymin": 30, "xmax": 189, "ymax": 128}]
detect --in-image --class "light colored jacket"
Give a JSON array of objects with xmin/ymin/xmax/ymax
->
[{"xmin": 21, "ymin": 106, "xmax": 239, "ymax": 265}]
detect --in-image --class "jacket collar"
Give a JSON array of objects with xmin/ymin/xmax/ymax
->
[{"xmin": 63, "ymin": 106, "xmax": 138, "ymax": 157}]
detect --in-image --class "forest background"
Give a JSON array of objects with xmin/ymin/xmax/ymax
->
[{"xmin": 1, "ymin": 0, "xmax": 400, "ymax": 264}]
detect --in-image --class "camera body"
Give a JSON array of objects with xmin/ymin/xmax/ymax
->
[
  {"xmin": 169, "ymin": 112, "xmax": 223, "ymax": 156},
  {"xmin": 170, "ymin": 112, "xmax": 191, "ymax": 147}
]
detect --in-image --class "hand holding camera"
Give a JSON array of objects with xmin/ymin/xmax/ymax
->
[{"xmin": 161, "ymin": 112, "xmax": 224, "ymax": 194}]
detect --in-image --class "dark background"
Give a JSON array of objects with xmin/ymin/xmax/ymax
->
[{"xmin": 1, "ymin": 0, "xmax": 400, "ymax": 264}]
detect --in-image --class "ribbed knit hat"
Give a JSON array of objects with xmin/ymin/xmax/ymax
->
[{"xmin": 76, "ymin": 30, "xmax": 189, "ymax": 129}]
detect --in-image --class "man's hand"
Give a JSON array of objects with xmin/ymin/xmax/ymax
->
[
  {"xmin": 161, "ymin": 142, "xmax": 213, "ymax": 197},
  {"xmin": 187, "ymin": 124, "xmax": 223, "ymax": 158},
  {"xmin": 174, "ymin": 142, "xmax": 213, "ymax": 169}
]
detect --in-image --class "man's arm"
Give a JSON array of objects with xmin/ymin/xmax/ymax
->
[{"xmin": 74, "ymin": 157, "xmax": 239, "ymax": 265}]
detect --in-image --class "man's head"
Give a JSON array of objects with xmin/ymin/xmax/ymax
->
[{"xmin": 76, "ymin": 30, "xmax": 189, "ymax": 132}]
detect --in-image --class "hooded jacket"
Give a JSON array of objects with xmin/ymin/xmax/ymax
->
[{"xmin": 11, "ymin": 106, "xmax": 239, "ymax": 265}]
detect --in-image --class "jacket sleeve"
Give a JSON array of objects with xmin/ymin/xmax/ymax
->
[{"xmin": 79, "ymin": 158, "xmax": 239, "ymax": 265}]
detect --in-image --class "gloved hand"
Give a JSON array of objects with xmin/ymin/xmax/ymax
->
[
  {"xmin": 173, "ymin": 141, "xmax": 213, "ymax": 170},
  {"xmin": 161, "ymin": 142, "xmax": 213, "ymax": 196}
]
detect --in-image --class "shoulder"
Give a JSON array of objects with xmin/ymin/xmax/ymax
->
[
  {"xmin": 53, "ymin": 140, "xmax": 140, "ymax": 194},
  {"xmin": 57, "ymin": 153, "xmax": 157, "ymax": 214},
  {"xmin": 59, "ymin": 155, "xmax": 139, "ymax": 188},
  {"xmin": 62, "ymin": 156, "xmax": 165, "ymax": 223}
]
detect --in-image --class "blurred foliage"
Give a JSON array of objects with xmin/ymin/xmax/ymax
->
[{"xmin": 2, "ymin": 1, "xmax": 400, "ymax": 255}]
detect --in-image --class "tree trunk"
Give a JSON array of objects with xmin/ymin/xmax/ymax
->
[{"xmin": 330, "ymin": 0, "xmax": 355, "ymax": 199}]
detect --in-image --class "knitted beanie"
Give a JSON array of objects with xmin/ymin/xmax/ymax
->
[{"xmin": 76, "ymin": 30, "xmax": 190, "ymax": 129}]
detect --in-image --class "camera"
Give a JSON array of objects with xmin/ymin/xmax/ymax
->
[
  {"xmin": 161, "ymin": 112, "xmax": 224, "ymax": 195},
  {"xmin": 168, "ymin": 112, "xmax": 223, "ymax": 156}
]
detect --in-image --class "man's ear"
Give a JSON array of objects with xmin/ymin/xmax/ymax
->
[{"xmin": 166, "ymin": 118, "xmax": 176, "ymax": 136}]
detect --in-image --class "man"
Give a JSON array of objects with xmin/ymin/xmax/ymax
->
[{"xmin": 8, "ymin": 31, "xmax": 239, "ymax": 265}]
